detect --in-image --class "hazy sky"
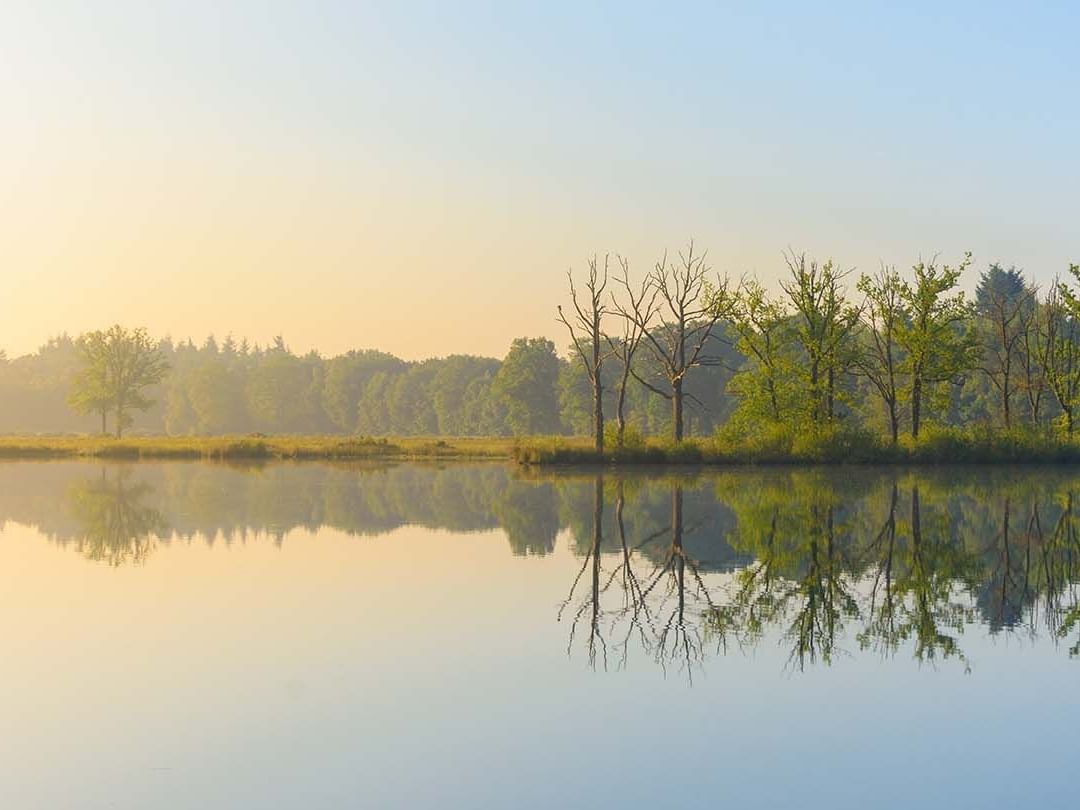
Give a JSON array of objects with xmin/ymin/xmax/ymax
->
[{"xmin": 2, "ymin": 2, "xmax": 1077, "ymax": 360}]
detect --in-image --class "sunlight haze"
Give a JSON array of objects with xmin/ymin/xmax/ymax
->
[{"xmin": 2, "ymin": 1, "xmax": 1077, "ymax": 359}]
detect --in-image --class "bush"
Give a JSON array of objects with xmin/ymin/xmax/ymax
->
[
  {"xmin": 218, "ymin": 439, "xmax": 271, "ymax": 459},
  {"xmin": 790, "ymin": 425, "xmax": 887, "ymax": 463},
  {"xmin": 604, "ymin": 423, "xmax": 646, "ymax": 452}
]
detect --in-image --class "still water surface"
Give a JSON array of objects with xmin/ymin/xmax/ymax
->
[{"xmin": 0, "ymin": 461, "xmax": 1077, "ymax": 809}]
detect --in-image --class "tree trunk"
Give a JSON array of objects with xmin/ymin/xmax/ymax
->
[
  {"xmin": 615, "ymin": 374, "xmax": 628, "ymax": 447},
  {"xmin": 1003, "ymin": 377, "xmax": 1011, "ymax": 430},
  {"xmin": 593, "ymin": 378, "xmax": 604, "ymax": 454},
  {"xmin": 100, "ymin": 410, "xmax": 107, "ymax": 436},
  {"xmin": 911, "ymin": 377, "xmax": 922, "ymax": 439},
  {"xmin": 672, "ymin": 379, "xmax": 684, "ymax": 442},
  {"xmin": 889, "ymin": 400, "xmax": 899, "ymax": 445},
  {"xmin": 827, "ymin": 366, "xmax": 835, "ymax": 421}
]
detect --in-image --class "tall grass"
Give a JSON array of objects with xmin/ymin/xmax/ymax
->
[
  {"xmin": 512, "ymin": 424, "xmax": 1080, "ymax": 465},
  {"xmin": 0, "ymin": 435, "xmax": 515, "ymax": 461},
  {"xmin": 1, "ymin": 428, "xmax": 1078, "ymax": 464}
]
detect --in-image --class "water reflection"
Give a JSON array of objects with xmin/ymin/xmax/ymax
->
[
  {"xmin": 3, "ymin": 461, "xmax": 1080, "ymax": 670},
  {"xmin": 64, "ymin": 469, "xmax": 167, "ymax": 565}
]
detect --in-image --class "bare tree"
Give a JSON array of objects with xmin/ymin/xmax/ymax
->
[
  {"xmin": 607, "ymin": 257, "xmax": 658, "ymax": 447},
  {"xmin": 558, "ymin": 256, "xmax": 610, "ymax": 452},
  {"xmin": 630, "ymin": 241, "xmax": 732, "ymax": 441}
]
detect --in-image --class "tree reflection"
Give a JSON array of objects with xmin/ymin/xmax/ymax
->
[
  {"xmin": 66, "ymin": 469, "xmax": 168, "ymax": 565},
  {"xmin": 1045, "ymin": 493, "xmax": 1080, "ymax": 655},
  {"xmin": 4, "ymin": 461, "xmax": 1080, "ymax": 670},
  {"xmin": 561, "ymin": 477, "xmax": 725, "ymax": 680},
  {"xmin": 559, "ymin": 468, "xmax": 1080, "ymax": 675},
  {"xmin": 709, "ymin": 473, "xmax": 859, "ymax": 670},
  {"xmin": 560, "ymin": 475, "xmax": 608, "ymax": 668},
  {"xmin": 641, "ymin": 484, "xmax": 722, "ymax": 677},
  {"xmin": 860, "ymin": 484, "xmax": 979, "ymax": 667}
]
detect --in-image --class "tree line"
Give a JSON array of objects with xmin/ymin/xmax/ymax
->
[
  {"xmin": 560, "ymin": 243, "xmax": 1080, "ymax": 450},
  {"xmin": 0, "ymin": 241, "xmax": 1076, "ymax": 440},
  {"xmin": 1, "ymin": 329, "xmax": 722, "ymax": 438}
]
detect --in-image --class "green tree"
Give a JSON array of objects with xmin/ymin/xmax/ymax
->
[
  {"xmin": 780, "ymin": 253, "xmax": 862, "ymax": 425},
  {"xmin": 897, "ymin": 254, "xmax": 977, "ymax": 438},
  {"xmin": 430, "ymin": 355, "xmax": 500, "ymax": 435},
  {"xmin": 857, "ymin": 265, "xmax": 907, "ymax": 443},
  {"xmin": 188, "ymin": 359, "xmax": 247, "ymax": 433},
  {"xmin": 246, "ymin": 344, "xmax": 325, "ymax": 433},
  {"xmin": 975, "ymin": 263, "xmax": 1036, "ymax": 429},
  {"xmin": 323, "ymin": 350, "xmax": 406, "ymax": 433},
  {"xmin": 1041, "ymin": 266, "xmax": 1080, "ymax": 433},
  {"xmin": 727, "ymin": 279, "xmax": 799, "ymax": 429},
  {"xmin": 492, "ymin": 337, "xmax": 562, "ymax": 435},
  {"xmin": 68, "ymin": 331, "xmax": 112, "ymax": 434},
  {"xmin": 70, "ymin": 325, "xmax": 169, "ymax": 438}
]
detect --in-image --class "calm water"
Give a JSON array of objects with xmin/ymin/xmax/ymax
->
[{"xmin": 1, "ymin": 461, "xmax": 1077, "ymax": 809}]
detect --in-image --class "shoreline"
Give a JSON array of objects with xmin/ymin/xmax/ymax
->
[{"xmin": 1, "ymin": 432, "xmax": 1080, "ymax": 465}]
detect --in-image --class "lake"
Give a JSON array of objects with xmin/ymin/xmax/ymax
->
[{"xmin": 0, "ymin": 460, "xmax": 1076, "ymax": 809}]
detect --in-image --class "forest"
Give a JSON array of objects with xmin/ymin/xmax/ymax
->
[{"xmin": 2, "ymin": 244, "xmax": 1079, "ymax": 453}]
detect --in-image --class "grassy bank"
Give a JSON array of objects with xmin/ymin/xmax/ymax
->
[
  {"xmin": 2, "ymin": 427, "xmax": 1080, "ymax": 464},
  {"xmin": 512, "ymin": 426, "xmax": 1080, "ymax": 465},
  {"xmin": 0, "ymin": 435, "xmax": 517, "ymax": 461}
]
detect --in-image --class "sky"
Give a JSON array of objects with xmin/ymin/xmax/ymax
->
[{"xmin": 1, "ymin": 1, "xmax": 1077, "ymax": 360}]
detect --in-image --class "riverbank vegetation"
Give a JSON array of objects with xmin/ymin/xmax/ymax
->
[
  {"xmin": 0, "ymin": 435, "xmax": 515, "ymax": 461},
  {"xmin": 3, "ymin": 426, "xmax": 1080, "ymax": 465},
  {"xmin": 1, "ymin": 242, "xmax": 1078, "ymax": 462}
]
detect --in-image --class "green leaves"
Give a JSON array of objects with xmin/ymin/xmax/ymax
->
[{"xmin": 69, "ymin": 325, "xmax": 169, "ymax": 438}]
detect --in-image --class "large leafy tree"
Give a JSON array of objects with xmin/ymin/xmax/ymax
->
[
  {"xmin": 897, "ymin": 254, "xmax": 977, "ymax": 438},
  {"xmin": 727, "ymin": 279, "xmax": 799, "ymax": 428},
  {"xmin": 492, "ymin": 337, "xmax": 562, "ymax": 435},
  {"xmin": 323, "ymin": 350, "xmax": 407, "ymax": 433},
  {"xmin": 1042, "ymin": 264, "xmax": 1080, "ymax": 433},
  {"xmin": 780, "ymin": 253, "xmax": 862, "ymax": 425},
  {"xmin": 68, "ymin": 331, "xmax": 113, "ymax": 434},
  {"xmin": 856, "ymin": 265, "xmax": 907, "ymax": 443},
  {"xmin": 70, "ymin": 325, "xmax": 169, "ymax": 438}
]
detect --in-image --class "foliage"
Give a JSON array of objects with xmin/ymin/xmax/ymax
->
[
  {"xmin": 69, "ymin": 325, "xmax": 169, "ymax": 438},
  {"xmin": 896, "ymin": 254, "xmax": 978, "ymax": 437},
  {"xmin": 492, "ymin": 337, "xmax": 562, "ymax": 435}
]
